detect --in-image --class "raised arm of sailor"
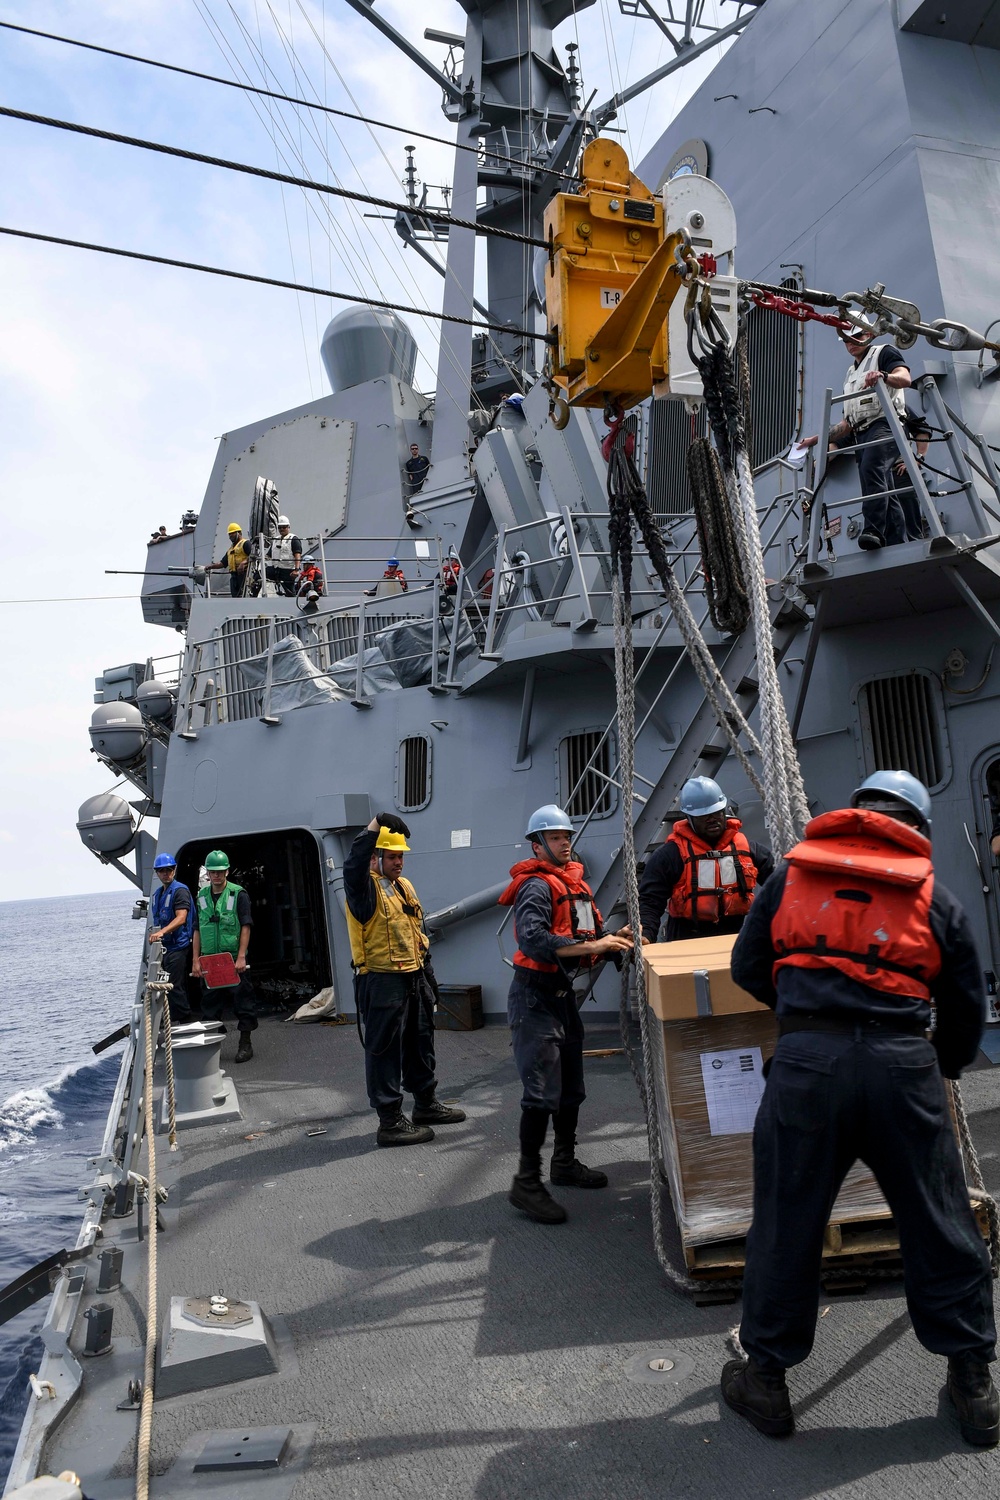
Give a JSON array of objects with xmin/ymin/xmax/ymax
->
[
  {"xmin": 637, "ymin": 841, "xmax": 683, "ymax": 943},
  {"xmin": 344, "ymin": 828, "xmax": 380, "ymax": 923}
]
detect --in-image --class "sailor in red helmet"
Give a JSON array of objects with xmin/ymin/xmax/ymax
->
[
  {"xmin": 722, "ymin": 770, "xmax": 997, "ymax": 1448},
  {"xmin": 638, "ymin": 776, "xmax": 774, "ymax": 943},
  {"xmin": 499, "ymin": 805, "xmax": 633, "ymax": 1224}
]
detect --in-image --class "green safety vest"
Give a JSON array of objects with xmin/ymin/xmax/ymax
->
[{"xmin": 197, "ymin": 881, "xmax": 246, "ymax": 956}]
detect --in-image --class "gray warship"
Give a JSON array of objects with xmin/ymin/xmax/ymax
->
[{"xmin": 6, "ymin": 0, "xmax": 1000, "ymax": 1493}]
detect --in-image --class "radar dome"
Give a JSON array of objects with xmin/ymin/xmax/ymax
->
[
  {"xmin": 321, "ymin": 306, "xmax": 417, "ymax": 393},
  {"xmin": 77, "ymin": 792, "xmax": 135, "ymax": 857}
]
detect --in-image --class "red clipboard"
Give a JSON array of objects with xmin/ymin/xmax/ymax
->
[{"xmin": 200, "ymin": 953, "xmax": 240, "ymax": 989}]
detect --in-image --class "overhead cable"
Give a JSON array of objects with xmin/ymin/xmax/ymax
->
[
  {"xmin": 0, "ymin": 224, "xmax": 553, "ymax": 342},
  {"xmin": 0, "ymin": 19, "xmax": 577, "ymax": 183},
  {"xmin": 0, "ymin": 104, "xmax": 550, "ymax": 249}
]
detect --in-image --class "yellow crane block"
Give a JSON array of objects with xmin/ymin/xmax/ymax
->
[{"xmin": 543, "ymin": 138, "xmax": 687, "ymax": 414}]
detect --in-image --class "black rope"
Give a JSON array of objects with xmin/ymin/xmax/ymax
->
[
  {"xmin": 687, "ymin": 437, "xmax": 750, "ymax": 634},
  {"xmin": 0, "ymin": 225, "xmax": 553, "ymax": 343},
  {"xmin": 0, "ymin": 19, "xmax": 580, "ymax": 184},
  {"xmin": 607, "ymin": 417, "xmax": 679, "ymax": 608},
  {"xmin": 0, "ymin": 103, "xmax": 550, "ymax": 249}
]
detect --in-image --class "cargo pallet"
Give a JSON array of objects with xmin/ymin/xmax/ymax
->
[{"xmin": 682, "ymin": 1190, "xmax": 992, "ymax": 1284}]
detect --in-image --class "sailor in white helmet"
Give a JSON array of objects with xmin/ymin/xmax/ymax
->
[
  {"xmin": 265, "ymin": 514, "xmax": 302, "ymax": 593},
  {"xmin": 498, "ymin": 806, "xmax": 633, "ymax": 1224},
  {"xmin": 802, "ymin": 314, "xmax": 912, "ymax": 552},
  {"xmin": 638, "ymin": 776, "xmax": 773, "ymax": 944}
]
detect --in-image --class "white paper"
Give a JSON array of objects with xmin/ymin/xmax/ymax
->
[
  {"xmin": 785, "ymin": 441, "xmax": 810, "ymax": 471},
  {"xmin": 450, "ymin": 829, "xmax": 471, "ymax": 848},
  {"xmin": 700, "ymin": 1046, "xmax": 765, "ymax": 1136}
]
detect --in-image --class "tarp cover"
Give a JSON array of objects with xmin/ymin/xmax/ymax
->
[
  {"xmin": 375, "ymin": 615, "xmax": 478, "ymax": 688},
  {"xmin": 237, "ymin": 635, "xmax": 346, "ymax": 710}
]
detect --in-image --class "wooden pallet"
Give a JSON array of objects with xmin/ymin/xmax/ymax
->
[{"xmin": 682, "ymin": 1191, "xmax": 991, "ymax": 1283}]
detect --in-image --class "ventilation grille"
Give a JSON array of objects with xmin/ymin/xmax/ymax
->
[
  {"xmin": 398, "ymin": 735, "xmax": 431, "ymax": 811},
  {"xmin": 645, "ymin": 401, "xmax": 708, "ymax": 519},
  {"xmin": 857, "ymin": 672, "xmax": 945, "ymax": 789},
  {"xmin": 560, "ymin": 731, "xmax": 614, "ymax": 819},
  {"xmin": 644, "ymin": 277, "xmax": 801, "ymax": 513},
  {"xmin": 743, "ymin": 279, "xmax": 800, "ymax": 468}
]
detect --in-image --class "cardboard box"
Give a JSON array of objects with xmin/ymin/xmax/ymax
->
[
  {"xmin": 643, "ymin": 933, "xmax": 768, "ymax": 1020},
  {"xmin": 645, "ymin": 936, "xmax": 888, "ymax": 1255}
]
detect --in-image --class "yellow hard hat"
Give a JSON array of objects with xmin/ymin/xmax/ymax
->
[
  {"xmin": 375, "ymin": 827, "xmax": 410, "ymax": 853},
  {"xmin": 227, "ymin": 522, "xmax": 242, "ymax": 535}
]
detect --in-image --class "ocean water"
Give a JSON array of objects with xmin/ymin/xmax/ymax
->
[{"xmin": 0, "ymin": 890, "xmax": 144, "ymax": 1482}]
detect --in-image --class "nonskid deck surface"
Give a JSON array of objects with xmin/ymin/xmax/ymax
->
[{"xmin": 46, "ymin": 1020, "xmax": 1000, "ymax": 1498}]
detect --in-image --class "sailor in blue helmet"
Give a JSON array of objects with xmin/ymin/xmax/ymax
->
[
  {"xmin": 722, "ymin": 770, "xmax": 997, "ymax": 1448},
  {"xmin": 148, "ymin": 853, "xmax": 194, "ymax": 1024},
  {"xmin": 637, "ymin": 776, "xmax": 774, "ymax": 944},
  {"xmin": 498, "ymin": 805, "xmax": 633, "ymax": 1223}
]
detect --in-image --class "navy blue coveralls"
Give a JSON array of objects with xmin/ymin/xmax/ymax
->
[
  {"xmin": 732, "ymin": 865, "xmax": 995, "ymax": 1373},
  {"xmin": 508, "ymin": 877, "xmax": 589, "ymax": 1159},
  {"xmin": 151, "ymin": 878, "xmax": 195, "ymax": 1024},
  {"xmin": 343, "ymin": 828, "xmax": 437, "ymax": 1120}
]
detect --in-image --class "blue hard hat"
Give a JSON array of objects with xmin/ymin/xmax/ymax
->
[
  {"xmin": 851, "ymin": 769, "xmax": 932, "ymax": 831},
  {"xmin": 153, "ymin": 852, "xmax": 177, "ymax": 869},
  {"xmin": 679, "ymin": 777, "xmax": 728, "ymax": 818},
  {"xmin": 387, "ymin": 557, "xmax": 399, "ymax": 568},
  {"xmin": 525, "ymin": 804, "xmax": 573, "ymax": 841}
]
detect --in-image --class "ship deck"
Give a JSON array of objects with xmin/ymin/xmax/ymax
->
[{"xmin": 41, "ymin": 1018, "xmax": 1000, "ymax": 1499}]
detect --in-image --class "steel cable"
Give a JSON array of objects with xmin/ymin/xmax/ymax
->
[{"xmin": 0, "ymin": 104, "xmax": 550, "ymax": 248}]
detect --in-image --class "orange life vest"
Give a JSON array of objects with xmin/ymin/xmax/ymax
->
[
  {"xmin": 771, "ymin": 807, "xmax": 940, "ymax": 999},
  {"xmin": 666, "ymin": 818, "xmax": 757, "ymax": 924},
  {"xmin": 499, "ymin": 858, "xmax": 602, "ymax": 974}
]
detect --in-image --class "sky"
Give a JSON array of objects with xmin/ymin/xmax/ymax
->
[{"xmin": 0, "ymin": 0, "xmax": 738, "ymax": 901}]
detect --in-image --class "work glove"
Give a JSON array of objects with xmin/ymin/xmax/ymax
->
[{"xmin": 376, "ymin": 811, "xmax": 411, "ymax": 837}]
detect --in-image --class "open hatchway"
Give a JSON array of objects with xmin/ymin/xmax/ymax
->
[{"xmin": 176, "ymin": 829, "xmax": 332, "ymax": 1010}]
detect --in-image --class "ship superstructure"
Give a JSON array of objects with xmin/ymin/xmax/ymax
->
[{"xmin": 7, "ymin": 1, "xmax": 1000, "ymax": 1493}]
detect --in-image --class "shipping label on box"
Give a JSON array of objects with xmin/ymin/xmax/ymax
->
[{"xmin": 699, "ymin": 1046, "xmax": 766, "ymax": 1136}]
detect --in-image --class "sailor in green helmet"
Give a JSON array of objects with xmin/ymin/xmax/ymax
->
[{"xmin": 191, "ymin": 849, "xmax": 259, "ymax": 1063}]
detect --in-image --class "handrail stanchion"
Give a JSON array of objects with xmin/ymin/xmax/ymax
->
[
  {"xmin": 352, "ymin": 595, "xmax": 371, "ymax": 708},
  {"xmin": 481, "ymin": 528, "xmax": 506, "ymax": 660},
  {"xmin": 261, "ymin": 619, "xmax": 280, "ymax": 725},
  {"xmin": 428, "ymin": 579, "xmax": 447, "ymax": 695},
  {"xmin": 874, "ymin": 381, "xmax": 946, "ymax": 539},
  {"xmin": 443, "ymin": 565, "xmax": 466, "ymax": 686},
  {"xmin": 806, "ymin": 389, "xmax": 833, "ymax": 567},
  {"xmin": 560, "ymin": 506, "xmax": 597, "ymax": 630}
]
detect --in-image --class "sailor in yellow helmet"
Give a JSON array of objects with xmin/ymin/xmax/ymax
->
[
  {"xmin": 203, "ymin": 522, "xmax": 252, "ymax": 597},
  {"xmin": 344, "ymin": 813, "xmax": 466, "ymax": 1146}
]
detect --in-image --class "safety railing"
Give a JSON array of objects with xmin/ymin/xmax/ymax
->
[
  {"xmin": 805, "ymin": 376, "xmax": 1000, "ymax": 569},
  {"xmin": 173, "ymin": 583, "xmax": 478, "ymax": 729}
]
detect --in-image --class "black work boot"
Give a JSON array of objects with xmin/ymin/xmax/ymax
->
[
  {"xmin": 509, "ymin": 1157, "xmax": 567, "ymax": 1224},
  {"xmin": 550, "ymin": 1140, "xmax": 608, "ymax": 1189},
  {"xmin": 412, "ymin": 1095, "xmax": 467, "ymax": 1126},
  {"xmin": 947, "ymin": 1353, "xmax": 1000, "ymax": 1447},
  {"xmin": 376, "ymin": 1111, "xmax": 434, "ymax": 1147},
  {"xmin": 721, "ymin": 1358, "xmax": 794, "ymax": 1438},
  {"xmin": 234, "ymin": 1031, "xmax": 253, "ymax": 1064}
]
